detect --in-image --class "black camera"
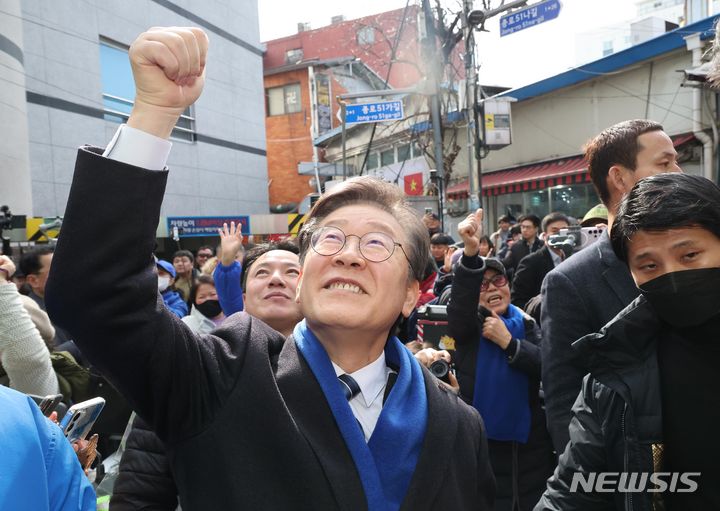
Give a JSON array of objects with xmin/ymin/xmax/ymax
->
[
  {"xmin": 429, "ymin": 359, "xmax": 452, "ymax": 384},
  {"xmin": 0, "ymin": 206, "xmax": 11, "ymax": 230}
]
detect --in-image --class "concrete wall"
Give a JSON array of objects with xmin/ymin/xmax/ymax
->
[
  {"xmin": 9, "ymin": 0, "xmax": 268, "ymax": 218},
  {"xmin": 0, "ymin": 0, "xmax": 33, "ymax": 215},
  {"xmin": 482, "ymin": 48, "xmax": 712, "ymax": 172}
]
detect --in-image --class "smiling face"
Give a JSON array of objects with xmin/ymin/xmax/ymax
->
[
  {"xmin": 626, "ymin": 227, "xmax": 720, "ymax": 286},
  {"xmin": 296, "ymin": 204, "xmax": 419, "ymax": 336},
  {"xmin": 243, "ymin": 250, "xmax": 302, "ymax": 335},
  {"xmin": 479, "ymin": 268, "xmax": 510, "ymax": 315}
]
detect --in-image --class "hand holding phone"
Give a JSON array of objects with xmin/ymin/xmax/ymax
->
[{"xmin": 59, "ymin": 397, "xmax": 105, "ymax": 443}]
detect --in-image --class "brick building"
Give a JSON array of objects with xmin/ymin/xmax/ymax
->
[{"xmin": 263, "ymin": 5, "xmax": 458, "ymax": 209}]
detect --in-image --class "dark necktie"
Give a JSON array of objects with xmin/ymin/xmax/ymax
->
[{"xmin": 338, "ymin": 373, "xmax": 361, "ymax": 401}]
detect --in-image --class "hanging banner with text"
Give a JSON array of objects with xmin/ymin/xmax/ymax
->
[{"xmin": 167, "ymin": 216, "xmax": 250, "ymax": 238}]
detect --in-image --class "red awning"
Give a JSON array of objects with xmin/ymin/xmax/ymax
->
[
  {"xmin": 447, "ymin": 156, "xmax": 588, "ymax": 197},
  {"xmin": 447, "ymin": 133, "xmax": 695, "ymax": 197}
]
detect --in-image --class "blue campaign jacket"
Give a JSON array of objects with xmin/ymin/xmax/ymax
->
[
  {"xmin": 0, "ymin": 385, "xmax": 96, "ymax": 510},
  {"xmin": 161, "ymin": 289, "xmax": 188, "ymax": 318},
  {"xmin": 213, "ymin": 261, "xmax": 244, "ymax": 315}
]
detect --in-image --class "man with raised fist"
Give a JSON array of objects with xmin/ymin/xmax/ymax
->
[{"xmin": 45, "ymin": 27, "xmax": 495, "ymax": 511}]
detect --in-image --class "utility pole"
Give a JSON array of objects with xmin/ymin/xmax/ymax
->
[
  {"xmin": 464, "ymin": 0, "xmax": 528, "ymax": 211},
  {"xmin": 421, "ymin": 0, "xmax": 446, "ymax": 232},
  {"xmin": 462, "ymin": 0, "xmax": 481, "ymax": 212}
]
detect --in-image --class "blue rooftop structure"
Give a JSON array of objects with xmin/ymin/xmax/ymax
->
[{"xmin": 498, "ymin": 14, "xmax": 720, "ymax": 102}]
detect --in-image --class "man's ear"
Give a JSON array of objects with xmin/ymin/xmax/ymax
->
[
  {"xmin": 25, "ymin": 274, "xmax": 39, "ymax": 288},
  {"xmin": 608, "ymin": 165, "xmax": 631, "ymax": 196},
  {"xmin": 401, "ymin": 280, "xmax": 420, "ymax": 318},
  {"xmin": 295, "ymin": 270, "xmax": 303, "ymax": 304}
]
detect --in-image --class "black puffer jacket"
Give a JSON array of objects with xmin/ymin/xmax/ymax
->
[
  {"xmin": 110, "ymin": 415, "xmax": 178, "ymax": 510},
  {"xmin": 449, "ymin": 256, "xmax": 555, "ymax": 511},
  {"xmin": 535, "ymin": 296, "xmax": 663, "ymax": 511}
]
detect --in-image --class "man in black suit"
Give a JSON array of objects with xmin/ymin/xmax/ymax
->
[
  {"xmin": 510, "ymin": 212, "xmax": 569, "ymax": 310},
  {"xmin": 540, "ymin": 119, "xmax": 682, "ymax": 454},
  {"xmin": 502, "ymin": 214, "xmax": 543, "ymax": 279},
  {"xmin": 45, "ymin": 27, "xmax": 495, "ymax": 511}
]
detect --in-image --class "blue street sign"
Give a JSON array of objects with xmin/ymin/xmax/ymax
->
[
  {"xmin": 167, "ymin": 216, "xmax": 250, "ymax": 238},
  {"xmin": 345, "ymin": 100, "xmax": 404, "ymax": 124},
  {"xmin": 499, "ymin": 0, "xmax": 562, "ymax": 37}
]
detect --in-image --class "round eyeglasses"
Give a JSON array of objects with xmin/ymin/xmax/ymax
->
[
  {"xmin": 480, "ymin": 274, "xmax": 508, "ymax": 292},
  {"xmin": 310, "ymin": 226, "xmax": 410, "ymax": 264}
]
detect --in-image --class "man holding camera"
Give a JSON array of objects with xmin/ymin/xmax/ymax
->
[
  {"xmin": 540, "ymin": 119, "xmax": 681, "ymax": 454},
  {"xmin": 510, "ymin": 212, "xmax": 569, "ymax": 311},
  {"xmin": 45, "ymin": 27, "xmax": 495, "ymax": 510}
]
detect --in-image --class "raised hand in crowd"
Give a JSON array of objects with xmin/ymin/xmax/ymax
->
[
  {"xmin": 457, "ymin": 208, "xmax": 483, "ymax": 257},
  {"xmin": 218, "ymin": 221, "xmax": 243, "ymax": 266},
  {"xmin": 442, "ymin": 245, "xmax": 458, "ymax": 273}
]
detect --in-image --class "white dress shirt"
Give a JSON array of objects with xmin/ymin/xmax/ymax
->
[
  {"xmin": 332, "ymin": 352, "xmax": 393, "ymax": 442},
  {"xmin": 103, "ymin": 124, "xmax": 171, "ymax": 169}
]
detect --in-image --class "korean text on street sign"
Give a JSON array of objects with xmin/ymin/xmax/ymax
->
[
  {"xmin": 167, "ymin": 216, "xmax": 250, "ymax": 238},
  {"xmin": 345, "ymin": 100, "xmax": 404, "ymax": 125},
  {"xmin": 499, "ymin": 0, "xmax": 562, "ymax": 37}
]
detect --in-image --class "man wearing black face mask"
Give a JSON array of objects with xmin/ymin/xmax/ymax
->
[{"xmin": 536, "ymin": 172, "xmax": 720, "ymax": 511}]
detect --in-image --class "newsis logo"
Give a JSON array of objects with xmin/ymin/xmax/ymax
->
[{"xmin": 570, "ymin": 472, "xmax": 701, "ymax": 493}]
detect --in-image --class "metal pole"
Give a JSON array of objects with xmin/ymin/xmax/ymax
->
[
  {"xmin": 308, "ymin": 66, "xmax": 323, "ymax": 194},
  {"xmin": 421, "ymin": 0, "xmax": 446, "ymax": 232},
  {"xmin": 430, "ymin": 95, "xmax": 445, "ymax": 232},
  {"xmin": 474, "ymin": 88, "xmax": 484, "ymax": 210},
  {"xmin": 341, "ymin": 102, "xmax": 347, "ymax": 180},
  {"xmin": 463, "ymin": 0, "xmax": 480, "ymax": 212}
]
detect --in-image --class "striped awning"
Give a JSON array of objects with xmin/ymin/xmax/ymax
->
[{"xmin": 447, "ymin": 133, "xmax": 696, "ymax": 197}]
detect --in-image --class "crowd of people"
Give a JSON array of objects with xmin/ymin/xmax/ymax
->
[{"xmin": 1, "ymin": 25, "xmax": 719, "ymax": 511}]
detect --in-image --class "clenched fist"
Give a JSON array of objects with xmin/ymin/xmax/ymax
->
[
  {"xmin": 457, "ymin": 209, "xmax": 483, "ymax": 257},
  {"xmin": 127, "ymin": 27, "xmax": 209, "ymax": 139}
]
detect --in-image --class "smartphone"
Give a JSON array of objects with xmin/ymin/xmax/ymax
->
[
  {"xmin": 39, "ymin": 394, "xmax": 64, "ymax": 416},
  {"xmin": 30, "ymin": 394, "xmax": 64, "ymax": 417},
  {"xmin": 59, "ymin": 397, "xmax": 105, "ymax": 443}
]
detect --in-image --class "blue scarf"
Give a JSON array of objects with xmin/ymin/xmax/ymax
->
[
  {"xmin": 293, "ymin": 320, "xmax": 428, "ymax": 511},
  {"xmin": 472, "ymin": 304, "xmax": 531, "ymax": 443}
]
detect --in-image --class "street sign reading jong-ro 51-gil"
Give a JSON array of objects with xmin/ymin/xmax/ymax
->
[
  {"xmin": 499, "ymin": 0, "xmax": 562, "ymax": 37},
  {"xmin": 345, "ymin": 100, "xmax": 404, "ymax": 124}
]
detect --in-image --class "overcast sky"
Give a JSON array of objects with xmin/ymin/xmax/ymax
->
[{"xmin": 258, "ymin": 0, "xmax": 639, "ymax": 88}]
